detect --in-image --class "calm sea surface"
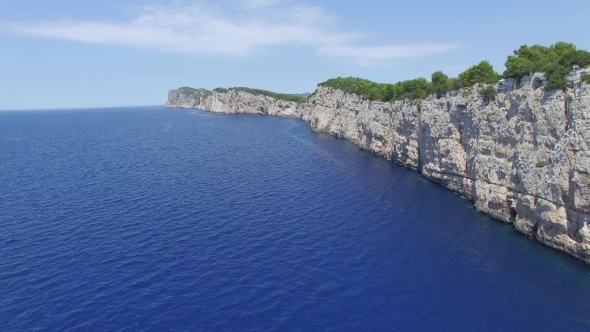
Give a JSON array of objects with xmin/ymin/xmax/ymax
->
[{"xmin": 2, "ymin": 106, "xmax": 590, "ymax": 331}]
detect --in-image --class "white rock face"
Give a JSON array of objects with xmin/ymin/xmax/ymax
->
[
  {"xmin": 167, "ymin": 89, "xmax": 313, "ymax": 118},
  {"xmin": 166, "ymin": 68, "xmax": 590, "ymax": 263}
]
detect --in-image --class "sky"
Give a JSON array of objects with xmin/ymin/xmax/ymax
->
[{"xmin": 1, "ymin": 0, "xmax": 589, "ymax": 110}]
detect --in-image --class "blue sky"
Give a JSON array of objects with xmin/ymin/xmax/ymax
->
[{"xmin": 2, "ymin": 0, "xmax": 590, "ymax": 110}]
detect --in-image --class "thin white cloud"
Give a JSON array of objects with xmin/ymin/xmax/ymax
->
[
  {"xmin": 234, "ymin": 0, "xmax": 287, "ymax": 9},
  {"xmin": 8, "ymin": 1, "xmax": 457, "ymax": 64},
  {"xmin": 321, "ymin": 44, "xmax": 458, "ymax": 65}
]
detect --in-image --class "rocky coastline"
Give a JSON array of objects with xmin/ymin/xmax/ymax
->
[{"xmin": 166, "ymin": 67, "xmax": 590, "ymax": 264}]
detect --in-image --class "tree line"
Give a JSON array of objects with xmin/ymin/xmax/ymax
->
[
  {"xmin": 185, "ymin": 42, "xmax": 590, "ymax": 104},
  {"xmin": 319, "ymin": 42, "xmax": 590, "ymax": 102},
  {"xmin": 213, "ymin": 87, "xmax": 307, "ymax": 103}
]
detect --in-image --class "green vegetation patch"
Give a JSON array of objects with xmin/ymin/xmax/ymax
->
[
  {"xmin": 212, "ymin": 87, "xmax": 307, "ymax": 103},
  {"xmin": 318, "ymin": 61, "xmax": 501, "ymax": 102},
  {"xmin": 182, "ymin": 42, "xmax": 590, "ymax": 106},
  {"xmin": 180, "ymin": 87, "xmax": 213, "ymax": 99},
  {"xmin": 317, "ymin": 41, "xmax": 589, "ymax": 102},
  {"xmin": 319, "ymin": 77, "xmax": 431, "ymax": 102},
  {"xmin": 458, "ymin": 61, "xmax": 501, "ymax": 87},
  {"xmin": 430, "ymin": 71, "xmax": 459, "ymax": 97},
  {"xmin": 536, "ymin": 161, "xmax": 547, "ymax": 168},
  {"xmin": 478, "ymin": 85, "xmax": 498, "ymax": 102},
  {"xmin": 503, "ymin": 42, "xmax": 590, "ymax": 91},
  {"xmin": 230, "ymin": 87, "xmax": 308, "ymax": 103}
]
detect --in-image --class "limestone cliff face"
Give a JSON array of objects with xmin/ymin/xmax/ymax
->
[
  {"xmin": 166, "ymin": 88, "xmax": 211, "ymax": 108},
  {"xmin": 167, "ymin": 89, "xmax": 313, "ymax": 118},
  {"xmin": 166, "ymin": 68, "xmax": 590, "ymax": 263}
]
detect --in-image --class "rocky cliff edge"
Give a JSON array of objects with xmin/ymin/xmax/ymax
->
[{"xmin": 167, "ymin": 68, "xmax": 590, "ymax": 263}]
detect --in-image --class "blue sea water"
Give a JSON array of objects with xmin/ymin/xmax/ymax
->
[{"xmin": 2, "ymin": 106, "xmax": 590, "ymax": 331}]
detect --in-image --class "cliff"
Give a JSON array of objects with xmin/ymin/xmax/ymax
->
[{"xmin": 166, "ymin": 67, "xmax": 590, "ymax": 263}]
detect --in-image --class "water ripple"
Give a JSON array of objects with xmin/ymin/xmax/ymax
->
[{"xmin": 1, "ymin": 107, "xmax": 590, "ymax": 331}]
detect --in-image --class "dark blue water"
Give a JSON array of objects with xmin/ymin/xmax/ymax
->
[{"xmin": 2, "ymin": 106, "xmax": 590, "ymax": 331}]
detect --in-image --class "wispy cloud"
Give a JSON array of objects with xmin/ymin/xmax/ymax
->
[
  {"xmin": 8, "ymin": 0, "xmax": 457, "ymax": 64},
  {"xmin": 321, "ymin": 44, "xmax": 458, "ymax": 65}
]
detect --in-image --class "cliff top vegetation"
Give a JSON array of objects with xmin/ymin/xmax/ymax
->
[
  {"xmin": 182, "ymin": 42, "xmax": 589, "ymax": 105},
  {"xmin": 504, "ymin": 42, "xmax": 590, "ymax": 90},
  {"xmin": 318, "ymin": 42, "xmax": 590, "ymax": 102},
  {"xmin": 213, "ymin": 87, "xmax": 307, "ymax": 103},
  {"xmin": 318, "ymin": 60, "xmax": 501, "ymax": 103},
  {"xmin": 180, "ymin": 87, "xmax": 213, "ymax": 99}
]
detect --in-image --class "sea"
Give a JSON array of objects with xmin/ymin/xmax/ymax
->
[{"xmin": 2, "ymin": 106, "xmax": 590, "ymax": 331}]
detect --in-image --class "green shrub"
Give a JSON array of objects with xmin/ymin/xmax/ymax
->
[
  {"xmin": 478, "ymin": 85, "xmax": 497, "ymax": 102},
  {"xmin": 458, "ymin": 61, "xmax": 501, "ymax": 88},
  {"xmin": 180, "ymin": 87, "xmax": 198, "ymax": 94},
  {"xmin": 447, "ymin": 78, "xmax": 459, "ymax": 92},
  {"xmin": 230, "ymin": 87, "xmax": 308, "ymax": 103},
  {"xmin": 578, "ymin": 50, "xmax": 590, "ymax": 68},
  {"xmin": 582, "ymin": 76, "xmax": 590, "ymax": 84},
  {"xmin": 430, "ymin": 71, "xmax": 458, "ymax": 96},
  {"xmin": 536, "ymin": 161, "xmax": 547, "ymax": 168},
  {"xmin": 543, "ymin": 75, "xmax": 568, "ymax": 91},
  {"xmin": 210, "ymin": 87, "xmax": 308, "ymax": 103},
  {"xmin": 503, "ymin": 42, "xmax": 590, "ymax": 91},
  {"xmin": 318, "ymin": 76, "xmax": 432, "ymax": 102},
  {"xmin": 430, "ymin": 71, "xmax": 450, "ymax": 95},
  {"xmin": 396, "ymin": 78, "xmax": 431, "ymax": 100},
  {"xmin": 180, "ymin": 87, "xmax": 212, "ymax": 99},
  {"xmin": 319, "ymin": 77, "xmax": 389, "ymax": 101}
]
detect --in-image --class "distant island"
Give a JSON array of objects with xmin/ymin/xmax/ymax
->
[{"xmin": 167, "ymin": 42, "xmax": 590, "ymax": 264}]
